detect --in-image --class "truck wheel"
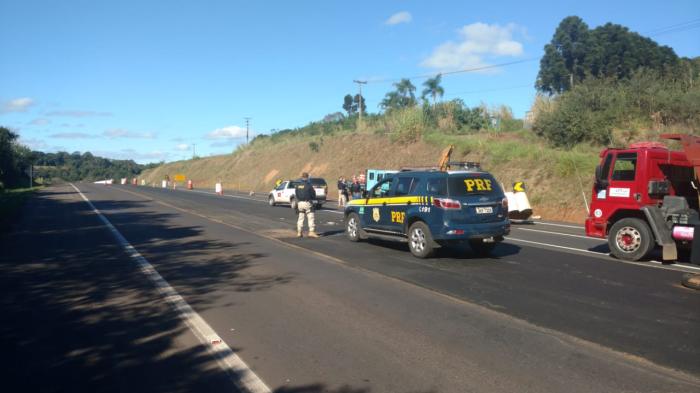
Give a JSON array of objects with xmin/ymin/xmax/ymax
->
[
  {"xmin": 268, "ymin": 195, "xmax": 276, "ymax": 206},
  {"xmin": 290, "ymin": 197, "xmax": 297, "ymax": 210},
  {"xmin": 346, "ymin": 213, "xmax": 363, "ymax": 242},
  {"xmin": 608, "ymin": 218, "xmax": 655, "ymax": 261},
  {"xmin": 408, "ymin": 221, "xmax": 435, "ymax": 258},
  {"xmin": 469, "ymin": 239, "xmax": 496, "ymax": 256}
]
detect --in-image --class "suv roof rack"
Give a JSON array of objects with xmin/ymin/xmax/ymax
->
[
  {"xmin": 447, "ymin": 161, "xmax": 481, "ymax": 171},
  {"xmin": 399, "ymin": 166, "xmax": 440, "ymax": 172}
]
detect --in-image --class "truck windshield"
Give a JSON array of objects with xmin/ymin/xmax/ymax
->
[{"xmin": 611, "ymin": 153, "xmax": 637, "ymax": 181}]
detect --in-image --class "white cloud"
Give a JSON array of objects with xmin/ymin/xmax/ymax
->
[
  {"xmin": 421, "ymin": 22, "xmax": 524, "ymax": 71},
  {"xmin": 205, "ymin": 125, "xmax": 247, "ymax": 140},
  {"xmin": 46, "ymin": 110, "xmax": 112, "ymax": 117},
  {"xmin": 49, "ymin": 132, "xmax": 98, "ymax": 139},
  {"xmin": 175, "ymin": 143, "xmax": 190, "ymax": 151},
  {"xmin": 19, "ymin": 137, "xmax": 48, "ymax": 150},
  {"xmin": 385, "ymin": 11, "xmax": 412, "ymax": 26},
  {"xmin": 29, "ymin": 118, "xmax": 50, "ymax": 126},
  {"xmin": 93, "ymin": 149, "xmax": 169, "ymax": 163},
  {"xmin": 103, "ymin": 128, "xmax": 156, "ymax": 139},
  {"xmin": 1, "ymin": 97, "xmax": 34, "ymax": 114}
]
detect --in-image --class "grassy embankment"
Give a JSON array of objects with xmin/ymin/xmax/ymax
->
[
  {"xmin": 141, "ymin": 125, "xmax": 602, "ymax": 223},
  {"xmin": 0, "ymin": 187, "xmax": 40, "ymax": 232}
]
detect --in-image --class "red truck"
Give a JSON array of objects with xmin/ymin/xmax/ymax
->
[{"xmin": 585, "ymin": 134, "xmax": 700, "ymax": 262}]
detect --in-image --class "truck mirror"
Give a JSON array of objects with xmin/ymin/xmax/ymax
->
[{"xmin": 595, "ymin": 165, "xmax": 608, "ymax": 189}]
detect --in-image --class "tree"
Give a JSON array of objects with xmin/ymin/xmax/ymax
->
[
  {"xmin": 342, "ymin": 94, "xmax": 355, "ymax": 116},
  {"xmin": 380, "ymin": 78, "xmax": 417, "ymax": 111},
  {"xmin": 421, "ymin": 74, "xmax": 445, "ymax": 105},
  {"xmin": 537, "ymin": 16, "xmax": 682, "ymax": 94},
  {"xmin": 536, "ymin": 16, "xmax": 590, "ymax": 94},
  {"xmin": 322, "ymin": 112, "xmax": 345, "ymax": 123}
]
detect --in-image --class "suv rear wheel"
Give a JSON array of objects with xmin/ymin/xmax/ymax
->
[
  {"xmin": 290, "ymin": 197, "xmax": 297, "ymax": 210},
  {"xmin": 608, "ymin": 218, "xmax": 654, "ymax": 261},
  {"xmin": 408, "ymin": 222, "xmax": 435, "ymax": 258}
]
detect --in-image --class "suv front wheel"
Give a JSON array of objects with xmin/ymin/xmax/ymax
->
[
  {"xmin": 408, "ymin": 221, "xmax": 435, "ymax": 258},
  {"xmin": 346, "ymin": 213, "xmax": 363, "ymax": 242}
]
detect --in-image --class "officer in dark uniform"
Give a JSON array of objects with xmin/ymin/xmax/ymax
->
[{"xmin": 295, "ymin": 172, "xmax": 318, "ymax": 238}]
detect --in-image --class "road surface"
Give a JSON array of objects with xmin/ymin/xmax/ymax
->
[{"xmin": 1, "ymin": 183, "xmax": 698, "ymax": 393}]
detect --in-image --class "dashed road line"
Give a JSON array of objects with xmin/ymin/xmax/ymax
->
[
  {"xmin": 71, "ymin": 183, "xmax": 271, "ymax": 393},
  {"xmin": 507, "ymin": 236, "xmax": 700, "ymax": 273},
  {"xmin": 514, "ymin": 227, "xmax": 602, "ymax": 241}
]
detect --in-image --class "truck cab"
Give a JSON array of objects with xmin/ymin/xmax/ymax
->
[{"xmin": 586, "ymin": 140, "xmax": 699, "ymax": 261}]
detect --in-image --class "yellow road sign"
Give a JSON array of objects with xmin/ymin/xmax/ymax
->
[{"xmin": 174, "ymin": 174, "xmax": 186, "ymax": 182}]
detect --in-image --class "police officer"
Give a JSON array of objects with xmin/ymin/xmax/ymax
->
[{"xmin": 295, "ymin": 172, "xmax": 318, "ymax": 238}]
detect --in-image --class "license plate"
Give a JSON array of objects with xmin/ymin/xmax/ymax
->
[{"xmin": 475, "ymin": 206, "xmax": 493, "ymax": 214}]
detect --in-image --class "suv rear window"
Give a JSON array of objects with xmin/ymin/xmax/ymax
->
[
  {"xmin": 447, "ymin": 174, "xmax": 501, "ymax": 196},
  {"xmin": 310, "ymin": 178, "xmax": 327, "ymax": 187}
]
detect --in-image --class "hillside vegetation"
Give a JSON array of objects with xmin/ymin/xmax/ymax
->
[{"xmin": 141, "ymin": 125, "xmax": 602, "ymax": 223}]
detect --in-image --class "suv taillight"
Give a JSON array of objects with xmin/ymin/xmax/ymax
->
[
  {"xmin": 502, "ymin": 197, "xmax": 508, "ymax": 211},
  {"xmin": 433, "ymin": 198, "xmax": 461, "ymax": 210}
]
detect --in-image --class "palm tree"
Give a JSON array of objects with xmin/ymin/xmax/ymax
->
[
  {"xmin": 422, "ymin": 74, "xmax": 444, "ymax": 105},
  {"xmin": 380, "ymin": 79, "xmax": 418, "ymax": 111},
  {"xmin": 395, "ymin": 78, "xmax": 417, "ymax": 107}
]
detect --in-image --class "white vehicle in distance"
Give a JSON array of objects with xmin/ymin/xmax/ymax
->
[{"xmin": 268, "ymin": 178, "xmax": 327, "ymax": 209}]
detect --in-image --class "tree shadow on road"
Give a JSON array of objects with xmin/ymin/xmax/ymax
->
[{"xmin": 0, "ymin": 187, "xmax": 294, "ymax": 393}]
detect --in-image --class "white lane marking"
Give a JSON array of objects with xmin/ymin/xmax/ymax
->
[
  {"xmin": 71, "ymin": 184, "xmax": 271, "ymax": 393},
  {"xmin": 651, "ymin": 261, "xmax": 700, "ymax": 272},
  {"xmin": 507, "ymin": 237, "xmax": 606, "ymax": 255},
  {"xmin": 532, "ymin": 221, "xmax": 584, "ymax": 229},
  {"xmin": 507, "ymin": 236, "xmax": 700, "ymax": 273},
  {"xmin": 515, "ymin": 227, "xmax": 603, "ymax": 241}
]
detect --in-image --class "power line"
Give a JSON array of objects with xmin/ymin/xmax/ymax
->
[
  {"xmin": 649, "ymin": 22, "xmax": 700, "ymax": 37},
  {"xmin": 443, "ymin": 84, "xmax": 533, "ymax": 98},
  {"xmin": 362, "ymin": 57, "xmax": 538, "ymax": 85},
  {"xmin": 352, "ymin": 80, "xmax": 367, "ymax": 122},
  {"xmin": 644, "ymin": 18, "xmax": 700, "ymax": 35}
]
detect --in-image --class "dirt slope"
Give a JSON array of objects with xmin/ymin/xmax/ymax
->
[{"xmin": 141, "ymin": 133, "xmax": 595, "ymax": 223}]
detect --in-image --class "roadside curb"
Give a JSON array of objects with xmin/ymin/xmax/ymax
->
[{"xmin": 681, "ymin": 273, "xmax": 700, "ymax": 290}]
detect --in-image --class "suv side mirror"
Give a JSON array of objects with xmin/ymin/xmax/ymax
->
[{"xmin": 595, "ymin": 165, "xmax": 608, "ymax": 189}]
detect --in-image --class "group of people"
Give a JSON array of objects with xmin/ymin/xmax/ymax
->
[
  {"xmin": 294, "ymin": 173, "xmax": 365, "ymax": 239},
  {"xmin": 336, "ymin": 176, "xmax": 363, "ymax": 207}
]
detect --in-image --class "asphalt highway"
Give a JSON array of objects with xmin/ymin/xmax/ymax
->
[{"xmin": 2, "ymin": 183, "xmax": 699, "ymax": 393}]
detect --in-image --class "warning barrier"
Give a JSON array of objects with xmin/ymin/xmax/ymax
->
[{"xmin": 215, "ymin": 182, "xmax": 223, "ymax": 195}]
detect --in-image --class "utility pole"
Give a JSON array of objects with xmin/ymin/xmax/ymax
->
[
  {"xmin": 244, "ymin": 117, "xmax": 251, "ymax": 144},
  {"xmin": 192, "ymin": 144, "xmax": 196, "ymax": 159},
  {"xmin": 353, "ymin": 80, "xmax": 367, "ymax": 123}
]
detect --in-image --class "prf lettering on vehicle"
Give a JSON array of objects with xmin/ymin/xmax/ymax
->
[
  {"xmin": 464, "ymin": 178, "xmax": 492, "ymax": 192},
  {"xmin": 391, "ymin": 211, "xmax": 406, "ymax": 224}
]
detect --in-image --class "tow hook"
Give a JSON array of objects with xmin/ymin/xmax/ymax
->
[{"xmin": 483, "ymin": 237, "xmax": 495, "ymax": 243}]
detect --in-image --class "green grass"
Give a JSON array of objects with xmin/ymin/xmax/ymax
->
[{"xmin": 0, "ymin": 187, "xmax": 40, "ymax": 232}]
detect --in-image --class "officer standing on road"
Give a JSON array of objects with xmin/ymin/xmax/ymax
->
[{"xmin": 295, "ymin": 172, "xmax": 318, "ymax": 238}]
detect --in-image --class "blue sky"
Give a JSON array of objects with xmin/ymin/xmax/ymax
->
[{"xmin": 1, "ymin": 0, "xmax": 698, "ymax": 163}]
